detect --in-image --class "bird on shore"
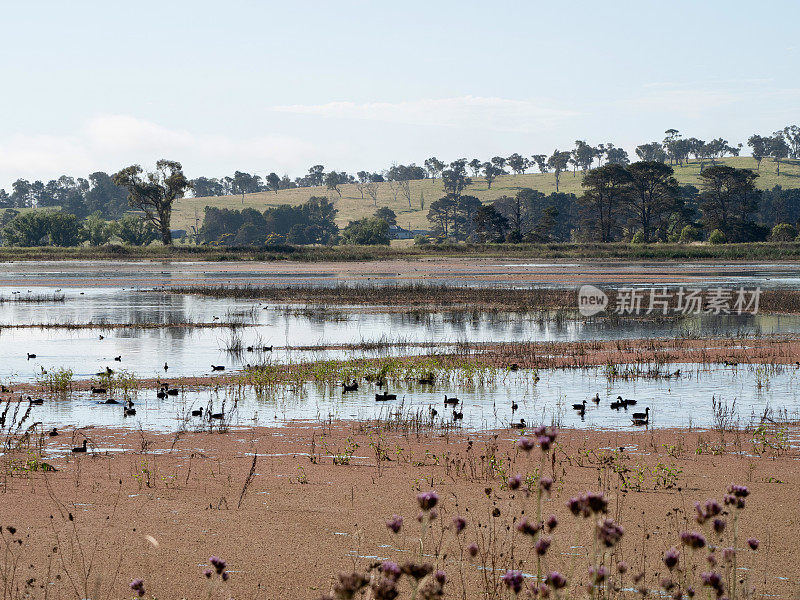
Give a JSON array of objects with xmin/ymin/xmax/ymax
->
[
  {"xmin": 444, "ymin": 395, "xmax": 459, "ymax": 406},
  {"xmin": 631, "ymin": 407, "xmax": 650, "ymax": 425},
  {"xmin": 72, "ymin": 440, "xmax": 88, "ymax": 453},
  {"xmin": 262, "ymin": 345, "xmax": 273, "ymax": 352}
]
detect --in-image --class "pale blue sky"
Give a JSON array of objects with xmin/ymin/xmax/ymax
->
[{"xmin": 1, "ymin": 0, "xmax": 797, "ymax": 187}]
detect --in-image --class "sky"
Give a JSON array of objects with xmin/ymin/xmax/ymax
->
[{"xmin": 1, "ymin": 0, "xmax": 798, "ymax": 188}]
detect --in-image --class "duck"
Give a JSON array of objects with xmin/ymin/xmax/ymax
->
[
  {"xmin": 511, "ymin": 418, "xmax": 526, "ymax": 429},
  {"xmin": 103, "ymin": 398, "xmax": 120, "ymax": 405},
  {"xmin": 342, "ymin": 381, "xmax": 358, "ymax": 392},
  {"xmin": 428, "ymin": 406, "xmax": 438, "ymax": 418},
  {"xmin": 72, "ymin": 440, "xmax": 88, "ymax": 453},
  {"xmin": 211, "ymin": 365, "xmax": 225, "ymax": 371},
  {"xmin": 48, "ymin": 428, "xmax": 58, "ymax": 437},
  {"xmin": 572, "ymin": 399, "xmax": 587, "ymax": 411},
  {"xmin": 91, "ymin": 387, "xmax": 107, "ymax": 394},
  {"xmin": 375, "ymin": 392, "xmax": 397, "ymax": 401},
  {"xmin": 610, "ymin": 399, "xmax": 624, "ymax": 410},
  {"xmin": 26, "ymin": 353, "xmax": 36, "ymax": 360},
  {"xmin": 156, "ymin": 389, "xmax": 166, "ymax": 399},
  {"xmin": 509, "ymin": 363, "xmax": 519, "ymax": 372},
  {"xmin": 631, "ymin": 407, "xmax": 650, "ymax": 423},
  {"xmin": 262, "ymin": 346, "xmax": 273, "ymax": 352},
  {"xmin": 444, "ymin": 395, "xmax": 459, "ymax": 406},
  {"xmin": 123, "ymin": 401, "xmax": 136, "ymax": 416},
  {"xmin": 591, "ymin": 393, "xmax": 601, "ymax": 404},
  {"xmin": 210, "ymin": 411, "xmax": 224, "ymax": 419},
  {"xmin": 452, "ymin": 409, "xmax": 464, "ymax": 420},
  {"xmin": 28, "ymin": 396, "xmax": 44, "ymax": 405},
  {"xmin": 166, "ymin": 388, "xmax": 179, "ymax": 396},
  {"xmin": 191, "ymin": 407, "xmax": 203, "ymax": 417},
  {"xmin": 114, "ymin": 356, "xmax": 122, "ymax": 362},
  {"xmin": 417, "ymin": 374, "xmax": 435, "ymax": 385},
  {"xmin": 511, "ymin": 401, "xmax": 519, "ymax": 412},
  {"xmin": 246, "ymin": 346, "xmax": 254, "ymax": 352}
]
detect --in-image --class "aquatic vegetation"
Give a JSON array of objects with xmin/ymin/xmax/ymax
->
[{"xmin": 37, "ymin": 366, "xmax": 74, "ymax": 393}]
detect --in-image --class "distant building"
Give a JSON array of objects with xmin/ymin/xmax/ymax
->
[
  {"xmin": 389, "ymin": 225, "xmax": 414, "ymax": 239},
  {"xmin": 170, "ymin": 229, "xmax": 188, "ymax": 239}
]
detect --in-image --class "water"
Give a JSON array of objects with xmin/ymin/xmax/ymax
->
[
  {"xmin": 14, "ymin": 363, "xmax": 800, "ymax": 433},
  {"xmin": 4, "ymin": 287, "xmax": 800, "ymax": 381}
]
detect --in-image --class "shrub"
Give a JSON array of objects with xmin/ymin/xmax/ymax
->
[
  {"xmin": 414, "ymin": 234, "xmax": 430, "ymax": 245},
  {"xmin": 771, "ymin": 223, "xmax": 797, "ymax": 242},
  {"xmin": 82, "ymin": 212, "xmax": 115, "ymax": 246},
  {"xmin": 631, "ymin": 231, "xmax": 645, "ymax": 244},
  {"xmin": 708, "ymin": 229, "xmax": 727, "ymax": 245},
  {"xmin": 679, "ymin": 225, "xmax": 700, "ymax": 243},
  {"xmin": 116, "ymin": 214, "xmax": 158, "ymax": 246},
  {"xmin": 340, "ymin": 217, "xmax": 390, "ymax": 245}
]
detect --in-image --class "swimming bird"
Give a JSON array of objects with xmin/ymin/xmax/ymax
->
[
  {"xmin": 28, "ymin": 396, "xmax": 43, "ymax": 405},
  {"xmin": 26, "ymin": 353, "xmax": 36, "ymax": 360},
  {"xmin": 99, "ymin": 335, "xmax": 104, "ymax": 340},
  {"xmin": 164, "ymin": 362, "xmax": 169, "ymax": 371},
  {"xmin": 375, "ymin": 392, "xmax": 397, "ymax": 401},
  {"xmin": 210, "ymin": 410, "xmax": 224, "ymax": 419},
  {"xmin": 452, "ymin": 409, "xmax": 464, "ymax": 420},
  {"xmin": 91, "ymin": 387, "xmax": 107, "ymax": 394},
  {"xmin": 103, "ymin": 398, "xmax": 120, "ymax": 405},
  {"xmin": 114, "ymin": 356, "xmax": 122, "ymax": 362},
  {"xmin": 166, "ymin": 388, "xmax": 179, "ymax": 396},
  {"xmin": 591, "ymin": 393, "xmax": 601, "ymax": 404},
  {"xmin": 211, "ymin": 365, "xmax": 225, "ymax": 371},
  {"xmin": 444, "ymin": 395, "xmax": 459, "ymax": 406},
  {"xmin": 246, "ymin": 346, "xmax": 254, "ymax": 352},
  {"xmin": 631, "ymin": 407, "xmax": 650, "ymax": 422},
  {"xmin": 72, "ymin": 440, "xmax": 88, "ymax": 453},
  {"xmin": 342, "ymin": 381, "xmax": 358, "ymax": 392},
  {"xmin": 572, "ymin": 399, "xmax": 587, "ymax": 411},
  {"xmin": 263, "ymin": 345, "xmax": 273, "ymax": 351},
  {"xmin": 123, "ymin": 400, "xmax": 136, "ymax": 416},
  {"xmin": 417, "ymin": 374, "xmax": 435, "ymax": 385},
  {"xmin": 428, "ymin": 406, "xmax": 438, "ymax": 418},
  {"xmin": 509, "ymin": 363, "xmax": 519, "ymax": 372},
  {"xmin": 610, "ymin": 399, "xmax": 624, "ymax": 410},
  {"xmin": 156, "ymin": 389, "xmax": 166, "ymax": 399},
  {"xmin": 48, "ymin": 428, "xmax": 58, "ymax": 437},
  {"xmin": 191, "ymin": 407, "xmax": 203, "ymax": 417},
  {"xmin": 511, "ymin": 418, "xmax": 526, "ymax": 429},
  {"xmin": 511, "ymin": 401, "xmax": 519, "ymax": 412}
]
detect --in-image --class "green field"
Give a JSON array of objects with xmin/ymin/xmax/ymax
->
[{"xmin": 172, "ymin": 157, "xmax": 800, "ymax": 232}]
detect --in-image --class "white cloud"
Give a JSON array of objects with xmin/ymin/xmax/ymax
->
[
  {"xmin": 271, "ymin": 96, "xmax": 579, "ymax": 132},
  {"xmin": 0, "ymin": 115, "xmax": 319, "ymax": 187}
]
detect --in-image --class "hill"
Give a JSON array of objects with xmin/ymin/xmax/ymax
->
[{"xmin": 171, "ymin": 157, "xmax": 800, "ymax": 233}]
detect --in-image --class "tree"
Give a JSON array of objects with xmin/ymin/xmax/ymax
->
[
  {"xmin": 747, "ymin": 135, "xmax": 770, "ymax": 171},
  {"xmin": 771, "ymin": 223, "xmax": 797, "ymax": 242},
  {"xmin": 506, "ymin": 153, "xmax": 528, "ymax": 175},
  {"xmin": 546, "ymin": 151, "xmax": 571, "ymax": 192},
  {"xmin": 47, "ymin": 212, "xmax": 83, "ymax": 246},
  {"xmin": 579, "ymin": 163, "xmax": 630, "ymax": 242},
  {"xmin": 468, "ymin": 159, "xmax": 483, "ymax": 177},
  {"xmin": 427, "ymin": 196, "xmax": 458, "ymax": 238},
  {"xmin": 2, "ymin": 211, "xmax": 52, "ymax": 245},
  {"xmin": 112, "ymin": 159, "xmax": 191, "ymax": 245},
  {"xmin": 625, "ymin": 162, "xmax": 680, "ymax": 242},
  {"xmin": 783, "ymin": 125, "xmax": 800, "ymax": 159},
  {"xmin": 483, "ymin": 162, "xmax": 503, "ymax": 189},
  {"xmin": 374, "ymin": 207, "xmax": 397, "ymax": 226},
  {"xmin": 84, "ymin": 172, "xmax": 129, "ymax": 218},
  {"xmin": 531, "ymin": 155, "xmax": 548, "ymax": 173},
  {"xmin": 635, "ymin": 142, "xmax": 667, "ymax": 163},
  {"xmin": 116, "ymin": 214, "xmax": 158, "ymax": 246},
  {"xmin": 473, "ymin": 205, "xmax": 509, "ymax": 243},
  {"xmin": 572, "ymin": 140, "xmax": 595, "ymax": 172},
  {"xmin": 769, "ymin": 134, "xmax": 790, "ymax": 174},
  {"xmin": 604, "ymin": 146, "xmax": 630, "ymax": 166},
  {"xmin": 340, "ymin": 217, "xmax": 390, "ymax": 245},
  {"xmin": 364, "ymin": 182, "xmax": 380, "ymax": 206},
  {"xmin": 82, "ymin": 212, "xmax": 114, "ymax": 246},
  {"xmin": 265, "ymin": 172, "xmax": 282, "ymax": 194},
  {"xmin": 441, "ymin": 160, "xmax": 472, "ymax": 197},
  {"xmin": 325, "ymin": 171, "xmax": 343, "ymax": 197},
  {"xmin": 424, "ymin": 157, "xmax": 445, "ymax": 180},
  {"xmin": 699, "ymin": 165, "xmax": 762, "ymax": 242},
  {"xmin": 307, "ymin": 165, "xmax": 326, "ymax": 187},
  {"xmin": 301, "ymin": 197, "xmax": 339, "ymax": 244},
  {"xmin": 453, "ymin": 195, "xmax": 482, "ymax": 240}
]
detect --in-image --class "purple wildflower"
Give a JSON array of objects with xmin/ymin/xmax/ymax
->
[
  {"xmin": 589, "ymin": 565, "xmax": 608, "ymax": 583},
  {"xmin": 381, "ymin": 561, "xmax": 401, "ymax": 581},
  {"xmin": 617, "ymin": 561, "xmax": 628, "ymax": 574},
  {"xmin": 501, "ymin": 570, "xmax": 524, "ymax": 594},
  {"xmin": 546, "ymin": 571, "xmax": 567, "ymax": 589},
  {"xmin": 129, "ymin": 579, "xmax": 145, "ymax": 597},
  {"xmin": 535, "ymin": 536, "xmax": 552, "ymax": 555},
  {"xmin": 467, "ymin": 543, "xmax": 478, "ymax": 558},
  {"xmin": 203, "ymin": 569, "xmax": 212, "ymax": 578},
  {"xmin": 386, "ymin": 515, "xmax": 403, "ymax": 534},
  {"xmin": 517, "ymin": 437, "xmax": 535, "ymax": 452},
  {"xmin": 516, "ymin": 517, "xmax": 540, "ymax": 536},
  {"xmin": 508, "ymin": 474, "xmax": 522, "ymax": 491},
  {"xmin": 664, "ymin": 547, "xmax": 680, "ymax": 570},
  {"xmin": 209, "ymin": 556, "xmax": 227, "ymax": 574},
  {"xmin": 680, "ymin": 531, "xmax": 707, "ymax": 549},
  {"xmin": 221, "ymin": 571, "xmax": 229, "ymax": 582},
  {"xmin": 416, "ymin": 490, "xmax": 439, "ymax": 511},
  {"xmin": 712, "ymin": 518, "xmax": 726, "ymax": 534},
  {"xmin": 539, "ymin": 477, "xmax": 553, "ymax": 493},
  {"xmin": 700, "ymin": 571, "xmax": 724, "ymax": 594},
  {"xmin": 748, "ymin": 538, "xmax": 759, "ymax": 550},
  {"xmin": 452, "ymin": 515, "xmax": 467, "ymax": 534},
  {"xmin": 722, "ymin": 547, "xmax": 735, "ymax": 563},
  {"xmin": 434, "ymin": 570, "xmax": 447, "ymax": 585},
  {"xmin": 546, "ymin": 514, "xmax": 558, "ymax": 531},
  {"xmin": 598, "ymin": 518, "xmax": 624, "ymax": 547}
]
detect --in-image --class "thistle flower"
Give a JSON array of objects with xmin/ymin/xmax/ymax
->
[
  {"xmin": 433, "ymin": 570, "xmax": 447, "ymax": 585},
  {"xmin": 748, "ymin": 538, "xmax": 759, "ymax": 550},
  {"xmin": 546, "ymin": 571, "xmax": 567, "ymax": 589},
  {"xmin": 680, "ymin": 531, "xmax": 707, "ymax": 549},
  {"xmin": 712, "ymin": 518, "xmax": 726, "ymax": 534},
  {"xmin": 129, "ymin": 579, "xmax": 145, "ymax": 597},
  {"xmin": 707, "ymin": 552, "xmax": 717, "ymax": 566},
  {"xmin": 452, "ymin": 516, "xmax": 466, "ymax": 534},
  {"xmin": 589, "ymin": 565, "xmax": 608, "ymax": 583},
  {"xmin": 728, "ymin": 484, "xmax": 749, "ymax": 498},
  {"xmin": 539, "ymin": 477, "xmax": 553, "ymax": 493},
  {"xmin": 209, "ymin": 556, "xmax": 227, "ymax": 574},
  {"xmin": 664, "ymin": 547, "xmax": 680, "ymax": 570},
  {"xmin": 203, "ymin": 569, "xmax": 212, "ymax": 578},
  {"xmin": 546, "ymin": 514, "xmax": 558, "ymax": 531},
  {"xmin": 700, "ymin": 571, "xmax": 724, "ymax": 595},
  {"xmin": 535, "ymin": 536, "xmax": 552, "ymax": 555},
  {"xmin": 381, "ymin": 561, "xmax": 401, "ymax": 581},
  {"xmin": 516, "ymin": 517, "xmax": 540, "ymax": 536},
  {"xmin": 661, "ymin": 576, "xmax": 675, "ymax": 591},
  {"xmin": 334, "ymin": 572, "xmax": 370, "ymax": 599},
  {"xmin": 598, "ymin": 518, "xmax": 624, "ymax": 547},
  {"xmin": 417, "ymin": 491, "xmax": 439, "ymax": 511},
  {"xmin": 508, "ymin": 474, "xmax": 522, "ymax": 491},
  {"xmin": 617, "ymin": 561, "xmax": 628, "ymax": 574},
  {"xmin": 501, "ymin": 570, "xmax": 524, "ymax": 594},
  {"xmin": 467, "ymin": 543, "xmax": 479, "ymax": 558},
  {"xmin": 517, "ymin": 437, "xmax": 535, "ymax": 452},
  {"xmin": 221, "ymin": 571, "xmax": 229, "ymax": 582},
  {"xmin": 567, "ymin": 492, "xmax": 608, "ymax": 517},
  {"xmin": 401, "ymin": 562, "xmax": 433, "ymax": 581},
  {"xmin": 386, "ymin": 515, "xmax": 403, "ymax": 534},
  {"xmin": 369, "ymin": 576, "xmax": 398, "ymax": 600},
  {"xmin": 722, "ymin": 547, "xmax": 735, "ymax": 563}
]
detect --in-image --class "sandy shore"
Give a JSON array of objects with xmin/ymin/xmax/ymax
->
[{"xmin": 1, "ymin": 421, "xmax": 794, "ymax": 598}]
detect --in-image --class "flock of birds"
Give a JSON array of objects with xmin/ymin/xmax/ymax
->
[{"xmin": 341, "ymin": 378, "xmax": 652, "ymax": 426}]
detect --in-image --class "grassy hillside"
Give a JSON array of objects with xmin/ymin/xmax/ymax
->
[{"xmin": 172, "ymin": 157, "xmax": 800, "ymax": 232}]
